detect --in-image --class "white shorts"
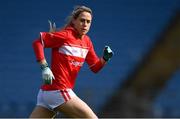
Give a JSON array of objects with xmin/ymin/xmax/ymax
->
[{"xmin": 36, "ymin": 89, "xmax": 76, "ymax": 111}]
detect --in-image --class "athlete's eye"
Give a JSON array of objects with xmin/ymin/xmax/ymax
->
[
  {"xmin": 86, "ymin": 20, "xmax": 91, "ymax": 24},
  {"xmin": 80, "ymin": 19, "xmax": 85, "ymax": 23},
  {"xmin": 80, "ymin": 19, "xmax": 91, "ymax": 24}
]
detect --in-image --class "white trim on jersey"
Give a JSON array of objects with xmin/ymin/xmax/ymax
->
[
  {"xmin": 40, "ymin": 32, "xmax": 45, "ymax": 47},
  {"xmin": 59, "ymin": 45, "xmax": 88, "ymax": 58}
]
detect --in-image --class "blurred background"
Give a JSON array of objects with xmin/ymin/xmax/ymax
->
[{"xmin": 0, "ymin": 0, "xmax": 180, "ymax": 118}]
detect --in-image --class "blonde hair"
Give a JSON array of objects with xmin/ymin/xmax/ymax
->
[{"xmin": 64, "ymin": 5, "xmax": 93, "ymax": 28}]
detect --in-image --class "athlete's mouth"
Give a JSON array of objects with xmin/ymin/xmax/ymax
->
[{"xmin": 81, "ymin": 28, "xmax": 87, "ymax": 31}]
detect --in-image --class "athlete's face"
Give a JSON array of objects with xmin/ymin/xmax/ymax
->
[{"xmin": 72, "ymin": 11, "xmax": 92, "ymax": 37}]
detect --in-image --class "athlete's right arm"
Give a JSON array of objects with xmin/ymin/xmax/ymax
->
[
  {"xmin": 32, "ymin": 39, "xmax": 55, "ymax": 84},
  {"xmin": 32, "ymin": 30, "xmax": 67, "ymax": 84}
]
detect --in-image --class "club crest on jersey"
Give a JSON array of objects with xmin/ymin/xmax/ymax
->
[{"xmin": 70, "ymin": 60, "xmax": 84, "ymax": 67}]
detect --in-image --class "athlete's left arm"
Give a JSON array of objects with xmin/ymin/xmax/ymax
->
[{"xmin": 85, "ymin": 40, "xmax": 114, "ymax": 73}]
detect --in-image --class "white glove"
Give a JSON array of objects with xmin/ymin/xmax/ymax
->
[{"xmin": 41, "ymin": 66, "xmax": 55, "ymax": 85}]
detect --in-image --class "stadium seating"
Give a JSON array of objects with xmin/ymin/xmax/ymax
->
[{"xmin": 0, "ymin": 0, "xmax": 179, "ymax": 117}]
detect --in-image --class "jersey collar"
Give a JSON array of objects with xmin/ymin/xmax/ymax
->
[{"xmin": 65, "ymin": 26, "xmax": 85, "ymax": 40}]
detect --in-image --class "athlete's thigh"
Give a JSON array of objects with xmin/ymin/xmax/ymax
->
[
  {"xmin": 29, "ymin": 106, "xmax": 56, "ymax": 118},
  {"xmin": 55, "ymin": 96, "xmax": 98, "ymax": 118}
]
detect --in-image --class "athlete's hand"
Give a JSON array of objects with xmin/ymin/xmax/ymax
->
[
  {"xmin": 48, "ymin": 20, "xmax": 56, "ymax": 32},
  {"xmin": 41, "ymin": 63, "xmax": 55, "ymax": 85},
  {"xmin": 103, "ymin": 46, "xmax": 114, "ymax": 62}
]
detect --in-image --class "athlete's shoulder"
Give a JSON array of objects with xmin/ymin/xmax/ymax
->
[
  {"xmin": 60, "ymin": 26, "xmax": 77, "ymax": 38},
  {"xmin": 84, "ymin": 34, "xmax": 90, "ymax": 39},
  {"xmin": 85, "ymin": 35, "xmax": 93, "ymax": 43},
  {"xmin": 53, "ymin": 28, "xmax": 69, "ymax": 38},
  {"xmin": 40, "ymin": 29, "xmax": 68, "ymax": 37},
  {"xmin": 83, "ymin": 35, "xmax": 94, "ymax": 48}
]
